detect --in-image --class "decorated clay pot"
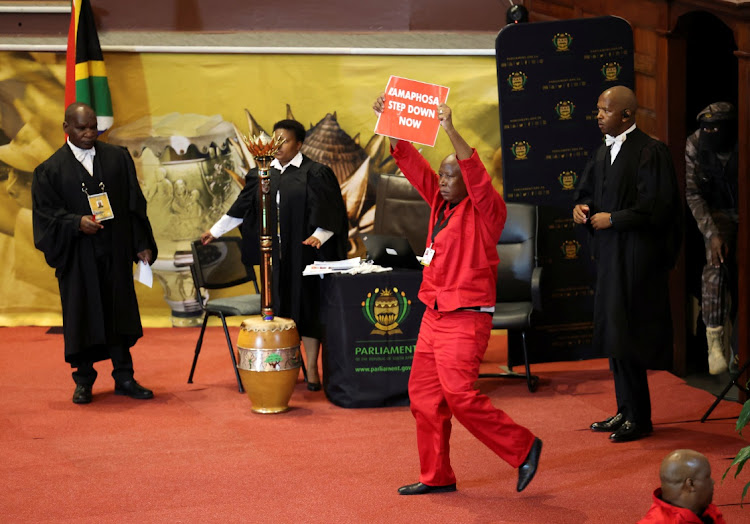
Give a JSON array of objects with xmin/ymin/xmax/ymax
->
[{"xmin": 236, "ymin": 316, "xmax": 301, "ymax": 413}]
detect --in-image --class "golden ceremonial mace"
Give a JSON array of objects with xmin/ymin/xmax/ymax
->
[{"xmin": 239, "ymin": 133, "xmax": 286, "ymax": 320}]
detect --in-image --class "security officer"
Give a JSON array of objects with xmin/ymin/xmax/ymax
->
[{"xmin": 685, "ymin": 102, "xmax": 739, "ymax": 374}]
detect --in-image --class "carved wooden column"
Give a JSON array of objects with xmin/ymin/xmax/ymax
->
[
  {"xmin": 658, "ymin": 27, "xmax": 689, "ymax": 377},
  {"xmin": 734, "ymin": 47, "xmax": 749, "ymax": 400}
]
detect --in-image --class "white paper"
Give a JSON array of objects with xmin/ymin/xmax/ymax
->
[
  {"xmin": 134, "ymin": 260, "xmax": 153, "ymax": 288},
  {"xmin": 303, "ymin": 257, "xmax": 361, "ymax": 276}
]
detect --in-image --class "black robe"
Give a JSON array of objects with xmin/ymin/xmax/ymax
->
[
  {"xmin": 574, "ymin": 128, "xmax": 682, "ymax": 369},
  {"xmin": 227, "ymin": 155, "xmax": 348, "ymax": 338},
  {"xmin": 32, "ymin": 142, "xmax": 158, "ymax": 364}
]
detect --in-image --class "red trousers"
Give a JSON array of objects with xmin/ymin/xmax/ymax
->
[{"xmin": 409, "ymin": 307, "xmax": 536, "ymax": 486}]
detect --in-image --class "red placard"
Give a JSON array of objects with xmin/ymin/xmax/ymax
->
[{"xmin": 374, "ymin": 76, "xmax": 450, "ymax": 147}]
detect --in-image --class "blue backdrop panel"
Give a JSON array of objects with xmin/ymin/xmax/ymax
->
[{"xmin": 496, "ymin": 16, "xmax": 634, "ymax": 365}]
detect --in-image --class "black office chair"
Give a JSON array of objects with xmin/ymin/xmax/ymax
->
[
  {"xmin": 479, "ymin": 202, "xmax": 542, "ymax": 392},
  {"xmin": 373, "ymin": 173, "xmax": 431, "ymax": 254},
  {"xmin": 187, "ymin": 237, "xmax": 261, "ymax": 393}
]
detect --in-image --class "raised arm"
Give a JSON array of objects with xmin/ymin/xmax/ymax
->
[{"xmin": 437, "ymin": 104, "xmax": 472, "ymax": 160}]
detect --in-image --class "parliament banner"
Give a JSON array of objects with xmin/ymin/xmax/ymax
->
[
  {"xmin": 320, "ymin": 270, "xmax": 425, "ymax": 408},
  {"xmin": 496, "ymin": 16, "xmax": 634, "ymax": 364}
]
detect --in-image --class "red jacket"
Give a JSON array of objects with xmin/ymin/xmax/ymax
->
[
  {"xmin": 391, "ymin": 142, "xmax": 506, "ymax": 311},
  {"xmin": 637, "ymin": 489, "xmax": 726, "ymax": 524}
]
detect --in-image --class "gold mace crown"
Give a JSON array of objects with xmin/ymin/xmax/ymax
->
[{"xmin": 240, "ymin": 132, "xmax": 286, "ymax": 159}]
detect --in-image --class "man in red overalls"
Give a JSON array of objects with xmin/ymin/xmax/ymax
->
[{"xmin": 373, "ymin": 95, "xmax": 542, "ymax": 495}]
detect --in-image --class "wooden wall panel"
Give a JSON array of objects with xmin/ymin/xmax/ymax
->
[
  {"xmin": 601, "ymin": 0, "xmax": 665, "ymax": 29},
  {"xmin": 0, "ymin": 0, "xmax": 513, "ymax": 33},
  {"xmin": 633, "ymin": 27, "xmax": 658, "ymax": 76},
  {"xmin": 526, "ymin": 0, "xmax": 578, "ymax": 20},
  {"xmin": 0, "ymin": 12, "xmax": 68, "ymax": 35}
]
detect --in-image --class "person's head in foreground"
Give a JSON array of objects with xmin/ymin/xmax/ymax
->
[{"xmin": 659, "ymin": 449, "xmax": 715, "ymax": 516}]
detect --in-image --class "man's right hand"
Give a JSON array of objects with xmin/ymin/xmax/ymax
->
[
  {"xmin": 200, "ymin": 231, "xmax": 216, "ymax": 245},
  {"xmin": 79, "ymin": 215, "xmax": 103, "ymax": 235},
  {"xmin": 373, "ymin": 93, "xmax": 386, "ymax": 115},
  {"xmin": 710, "ymin": 235, "xmax": 726, "ymax": 267},
  {"xmin": 573, "ymin": 204, "xmax": 590, "ymax": 224}
]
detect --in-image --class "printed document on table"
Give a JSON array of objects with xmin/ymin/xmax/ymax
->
[{"xmin": 303, "ymin": 257, "xmax": 361, "ymax": 275}]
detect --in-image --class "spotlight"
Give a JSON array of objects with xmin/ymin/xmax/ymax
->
[{"xmin": 506, "ymin": 4, "xmax": 529, "ymax": 25}]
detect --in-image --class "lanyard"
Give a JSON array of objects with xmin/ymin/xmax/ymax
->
[
  {"xmin": 76, "ymin": 153, "xmax": 105, "ymax": 197},
  {"xmin": 81, "ymin": 180, "xmax": 105, "ymax": 197},
  {"xmin": 431, "ymin": 200, "xmax": 458, "ymax": 243}
]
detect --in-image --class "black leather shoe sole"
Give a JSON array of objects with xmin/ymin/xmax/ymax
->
[
  {"xmin": 72, "ymin": 385, "xmax": 92, "ymax": 404},
  {"xmin": 517, "ymin": 437, "xmax": 542, "ymax": 492},
  {"xmin": 398, "ymin": 482, "xmax": 456, "ymax": 495}
]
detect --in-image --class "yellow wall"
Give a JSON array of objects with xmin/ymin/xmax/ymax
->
[{"xmin": 0, "ymin": 51, "xmax": 501, "ymax": 326}]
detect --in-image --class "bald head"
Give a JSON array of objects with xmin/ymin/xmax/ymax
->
[
  {"xmin": 604, "ymin": 86, "xmax": 637, "ymax": 114},
  {"xmin": 596, "ymin": 85, "xmax": 638, "ymax": 137},
  {"xmin": 64, "ymin": 102, "xmax": 95, "ymax": 124},
  {"xmin": 659, "ymin": 449, "xmax": 714, "ymax": 515}
]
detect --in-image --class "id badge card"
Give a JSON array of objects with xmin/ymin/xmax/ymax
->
[
  {"xmin": 422, "ymin": 245, "xmax": 435, "ymax": 266},
  {"xmin": 87, "ymin": 192, "xmax": 115, "ymax": 221}
]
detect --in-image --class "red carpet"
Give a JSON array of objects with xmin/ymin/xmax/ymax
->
[{"xmin": 1, "ymin": 326, "xmax": 747, "ymax": 523}]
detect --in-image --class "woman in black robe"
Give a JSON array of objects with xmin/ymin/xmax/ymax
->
[{"xmin": 202, "ymin": 120, "xmax": 348, "ymax": 390}]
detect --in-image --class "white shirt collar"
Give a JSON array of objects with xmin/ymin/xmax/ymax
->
[
  {"xmin": 605, "ymin": 123, "xmax": 636, "ymax": 146},
  {"xmin": 67, "ymin": 138, "xmax": 96, "ymax": 175},
  {"xmin": 67, "ymin": 138, "xmax": 96, "ymax": 157},
  {"xmin": 605, "ymin": 124, "xmax": 636, "ymax": 164},
  {"xmin": 270, "ymin": 152, "xmax": 303, "ymax": 174}
]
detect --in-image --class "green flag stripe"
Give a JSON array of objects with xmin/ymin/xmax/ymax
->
[{"xmin": 76, "ymin": 76, "xmax": 113, "ymax": 117}]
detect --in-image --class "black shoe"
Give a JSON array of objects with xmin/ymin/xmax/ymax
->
[
  {"xmin": 398, "ymin": 482, "xmax": 456, "ymax": 495},
  {"xmin": 517, "ymin": 437, "xmax": 542, "ymax": 492},
  {"xmin": 114, "ymin": 380, "xmax": 154, "ymax": 399},
  {"xmin": 609, "ymin": 421, "xmax": 653, "ymax": 442},
  {"xmin": 590, "ymin": 413, "xmax": 624, "ymax": 432},
  {"xmin": 306, "ymin": 381, "xmax": 322, "ymax": 392},
  {"xmin": 72, "ymin": 384, "xmax": 92, "ymax": 404}
]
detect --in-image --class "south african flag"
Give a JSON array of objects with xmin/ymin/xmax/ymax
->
[{"xmin": 65, "ymin": 0, "xmax": 113, "ymax": 132}]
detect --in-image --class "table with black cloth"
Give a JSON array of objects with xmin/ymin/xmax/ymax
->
[{"xmin": 319, "ymin": 269, "xmax": 425, "ymax": 408}]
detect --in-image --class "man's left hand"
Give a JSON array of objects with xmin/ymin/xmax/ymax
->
[
  {"xmin": 137, "ymin": 249, "xmax": 153, "ymax": 265},
  {"xmin": 590, "ymin": 212, "xmax": 612, "ymax": 230},
  {"xmin": 438, "ymin": 103, "xmax": 453, "ymax": 130},
  {"xmin": 302, "ymin": 235, "xmax": 322, "ymax": 249}
]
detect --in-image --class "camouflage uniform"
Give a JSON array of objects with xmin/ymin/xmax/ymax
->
[{"xmin": 684, "ymin": 102, "xmax": 738, "ymax": 373}]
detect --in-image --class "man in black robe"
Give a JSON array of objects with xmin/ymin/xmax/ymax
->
[
  {"xmin": 573, "ymin": 86, "xmax": 681, "ymax": 442},
  {"xmin": 32, "ymin": 103, "xmax": 158, "ymax": 404},
  {"xmin": 201, "ymin": 119, "xmax": 347, "ymax": 390}
]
